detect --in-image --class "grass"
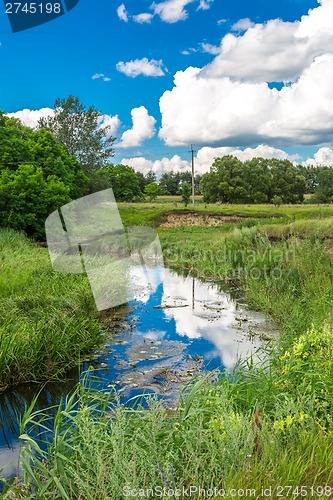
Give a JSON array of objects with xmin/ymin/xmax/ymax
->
[
  {"xmin": 117, "ymin": 198, "xmax": 333, "ymax": 227},
  {"xmin": 1, "ymin": 203, "xmax": 333, "ymax": 498},
  {"xmin": 0, "ymin": 229, "xmax": 102, "ymax": 391}
]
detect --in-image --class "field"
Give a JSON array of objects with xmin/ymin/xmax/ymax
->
[{"xmin": 1, "ymin": 201, "xmax": 333, "ymax": 498}]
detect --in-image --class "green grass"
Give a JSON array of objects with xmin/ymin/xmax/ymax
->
[
  {"xmin": 117, "ymin": 199, "xmax": 333, "ymax": 226},
  {"xmin": 1, "ymin": 203, "xmax": 333, "ymax": 498},
  {"xmin": 0, "ymin": 229, "xmax": 102, "ymax": 391}
]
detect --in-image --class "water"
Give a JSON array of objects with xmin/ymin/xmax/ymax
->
[{"xmin": 0, "ymin": 267, "xmax": 277, "ymax": 479}]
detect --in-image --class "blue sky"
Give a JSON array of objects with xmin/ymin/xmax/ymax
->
[{"xmin": 1, "ymin": 0, "xmax": 333, "ymax": 176}]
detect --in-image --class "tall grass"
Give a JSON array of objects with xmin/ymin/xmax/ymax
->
[
  {"xmin": 0, "ymin": 229, "xmax": 101, "ymax": 390},
  {"xmin": 2, "ymin": 208, "xmax": 333, "ymax": 498}
]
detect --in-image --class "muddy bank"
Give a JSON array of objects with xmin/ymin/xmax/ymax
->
[{"xmin": 157, "ymin": 210, "xmax": 283, "ymax": 228}]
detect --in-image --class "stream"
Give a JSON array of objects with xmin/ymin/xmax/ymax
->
[{"xmin": 0, "ymin": 267, "xmax": 277, "ymax": 480}]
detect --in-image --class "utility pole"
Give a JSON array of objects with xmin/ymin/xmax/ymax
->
[{"xmin": 189, "ymin": 144, "xmax": 196, "ymax": 206}]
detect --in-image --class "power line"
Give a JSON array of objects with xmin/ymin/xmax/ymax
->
[{"xmin": 189, "ymin": 144, "xmax": 196, "ymax": 207}]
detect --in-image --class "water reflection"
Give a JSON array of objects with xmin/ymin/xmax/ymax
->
[
  {"xmin": 0, "ymin": 267, "xmax": 277, "ymax": 480},
  {"xmin": 0, "ymin": 372, "xmax": 80, "ymax": 477},
  {"xmin": 85, "ymin": 267, "xmax": 276, "ymax": 400}
]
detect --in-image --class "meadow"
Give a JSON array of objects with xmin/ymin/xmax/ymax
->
[
  {"xmin": 1, "ymin": 200, "xmax": 333, "ymax": 498},
  {"xmin": 0, "ymin": 230, "xmax": 101, "ymax": 391}
]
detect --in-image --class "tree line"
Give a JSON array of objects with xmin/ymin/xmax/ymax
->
[{"xmin": 0, "ymin": 95, "xmax": 332, "ymax": 239}]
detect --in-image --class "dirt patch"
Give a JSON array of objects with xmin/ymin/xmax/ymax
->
[{"xmin": 157, "ymin": 210, "xmax": 281, "ymax": 228}]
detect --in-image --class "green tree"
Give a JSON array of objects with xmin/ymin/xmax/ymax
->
[
  {"xmin": 180, "ymin": 182, "xmax": 191, "ymax": 207},
  {"xmin": 136, "ymin": 170, "xmax": 157, "ymax": 192},
  {"xmin": 272, "ymin": 195, "xmax": 283, "ymax": 207},
  {"xmin": 201, "ymin": 156, "xmax": 246, "ymax": 203},
  {"xmin": 0, "ymin": 164, "xmax": 71, "ymax": 239},
  {"xmin": 297, "ymin": 165, "xmax": 320, "ymax": 194},
  {"xmin": 0, "ymin": 113, "xmax": 88, "ymax": 238},
  {"xmin": 144, "ymin": 182, "xmax": 161, "ymax": 202},
  {"xmin": 269, "ymin": 159, "xmax": 306, "ymax": 203},
  {"xmin": 200, "ymin": 156, "xmax": 306, "ymax": 204},
  {"xmin": 38, "ymin": 96, "xmax": 116, "ymax": 192},
  {"xmin": 106, "ymin": 164, "xmax": 143, "ymax": 202},
  {"xmin": 314, "ymin": 167, "xmax": 333, "ymax": 203},
  {"xmin": 159, "ymin": 172, "xmax": 181, "ymax": 195}
]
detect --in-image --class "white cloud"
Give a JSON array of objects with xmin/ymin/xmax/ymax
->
[
  {"xmin": 217, "ymin": 18, "xmax": 227, "ymax": 25},
  {"xmin": 200, "ymin": 42, "xmax": 220, "ymax": 55},
  {"xmin": 120, "ymin": 145, "xmax": 297, "ymax": 177},
  {"xmin": 117, "ymin": 106, "xmax": 156, "ymax": 148},
  {"xmin": 181, "ymin": 47, "xmax": 198, "ymax": 55},
  {"xmin": 151, "ymin": 0, "xmax": 194, "ymax": 23},
  {"xmin": 203, "ymin": 1, "xmax": 333, "ymax": 82},
  {"xmin": 97, "ymin": 114, "xmax": 121, "ymax": 138},
  {"xmin": 133, "ymin": 13, "xmax": 154, "ymax": 23},
  {"xmin": 303, "ymin": 147, "xmax": 333, "ymax": 166},
  {"xmin": 151, "ymin": 0, "xmax": 212, "ymax": 23},
  {"xmin": 8, "ymin": 108, "xmax": 120, "ymax": 140},
  {"xmin": 92, "ymin": 73, "xmax": 111, "ymax": 82},
  {"xmin": 121, "ymin": 154, "xmax": 190, "ymax": 177},
  {"xmin": 159, "ymin": 0, "xmax": 333, "ymax": 148},
  {"xmin": 117, "ymin": 3, "xmax": 129, "ymax": 22},
  {"xmin": 195, "ymin": 145, "xmax": 298, "ymax": 172},
  {"xmin": 116, "ymin": 58, "xmax": 166, "ymax": 77},
  {"xmin": 7, "ymin": 108, "xmax": 54, "ymax": 128},
  {"xmin": 231, "ymin": 18, "xmax": 255, "ymax": 32},
  {"xmin": 120, "ymin": 0, "xmax": 212, "ymax": 24},
  {"xmin": 197, "ymin": 0, "xmax": 214, "ymax": 10}
]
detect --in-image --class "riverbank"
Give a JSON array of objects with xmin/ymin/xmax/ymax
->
[
  {"xmin": 2, "ymin": 204, "xmax": 333, "ymax": 498},
  {"xmin": 0, "ymin": 229, "xmax": 101, "ymax": 391}
]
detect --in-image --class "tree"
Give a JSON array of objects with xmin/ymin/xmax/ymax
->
[
  {"xmin": 0, "ymin": 164, "xmax": 71, "ymax": 239},
  {"xmin": 314, "ymin": 167, "xmax": 333, "ymax": 203},
  {"xmin": 201, "ymin": 156, "xmax": 246, "ymax": 203},
  {"xmin": 200, "ymin": 156, "xmax": 306, "ymax": 204},
  {"xmin": 180, "ymin": 182, "xmax": 191, "ymax": 207},
  {"xmin": 136, "ymin": 170, "xmax": 157, "ymax": 192},
  {"xmin": 106, "ymin": 164, "xmax": 143, "ymax": 202},
  {"xmin": 38, "ymin": 96, "xmax": 116, "ymax": 192},
  {"xmin": 269, "ymin": 159, "xmax": 306, "ymax": 203},
  {"xmin": 0, "ymin": 113, "xmax": 88, "ymax": 238},
  {"xmin": 297, "ymin": 165, "xmax": 320, "ymax": 194},
  {"xmin": 272, "ymin": 195, "xmax": 283, "ymax": 207},
  {"xmin": 159, "ymin": 172, "xmax": 181, "ymax": 195},
  {"xmin": 144, "ymin": 182, "xmax": 161, "ymax": 202}
]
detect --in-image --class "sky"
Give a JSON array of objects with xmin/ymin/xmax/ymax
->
[{"xmin": 1, "ymin": 0, "xmax": 333, "ymax": 177}]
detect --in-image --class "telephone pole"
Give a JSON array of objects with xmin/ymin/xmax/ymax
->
[{"xmin": 189, "ymin": 144, "xmax": 196, "ymax": 206}]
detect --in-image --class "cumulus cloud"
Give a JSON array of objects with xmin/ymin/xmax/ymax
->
[
  {"xmin": 181, "ymin": 47, "xmax": 198, "ymax": 55},
  {"xmin": 195, "ymin": 145, "xmax": 299, "ymax": 172},
  {"xmin": 231, "ymin": 18, "xmax": 254, "ymax": 32},
  {"xmin": 133, "ymin": 13, "xmax": 154, "ymax": 23},
  {"xmin": 203, "ymin": 0, "xmax": 333, "ymax": 82},
  {"xmin": 200, "ymin": 42, "xmax": 220, "ymax": 55},
  {"xmin": 117, "ymin": 3, "xmax": 128, "ymax": 22},
  {"xmin": 117, "ymin": 106, "xmax": 156, "ymax": 148},
  {"xmin": 197, "ymin": 0, "xmax": 214, "ymax": 10},
  {"xmin": 159, "ymin": 0, "xmax": 333, "ymax": 148},
  {"xmin": 97, "ymin": 114, "xmax": 121, "ymax": 138},
  {"xmin": 7, "ymin": 108, "xmax": 54, "ymax": 128},
  {"xmin": 120, "ymin": 145, "xmax": 298, "ymax": 177},
  {"xmin": 151, "ymin": 0, "xmax": 213, "ymax": 23},
  {"xmin": 303, "ymin": 147, "xmax": 333, "ymax": 166},
  {"xmin": 121, "ymin": 154, "xmax": 190, "ymax": 177},
  {"xmin": 92, "ymin": 73, "xmax": 111, "ymax": 82},
  {"xmin": 8, "ymin": 108, "xmax": 120, "ymax": 140},
  {"xmin": 116, "ymin": 58, "xmax": 166, "ymax": 77},
  {"xmin": 151, "ymin": 0, "xmax": 194, "ymax": 23},
  {"xmin": 121, "ymin": 0, "xmax": 212, "ymax": 25}
]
